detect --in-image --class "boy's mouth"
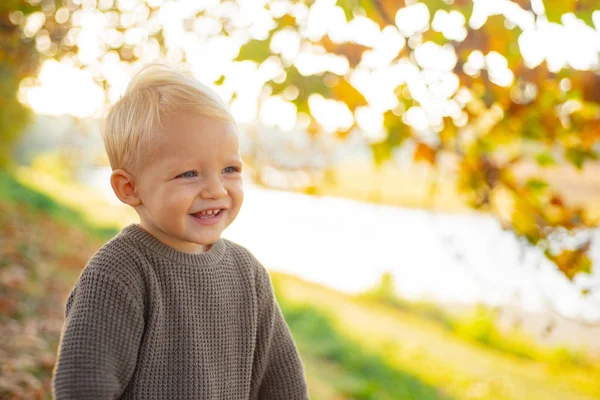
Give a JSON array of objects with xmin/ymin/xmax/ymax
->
[
  {"xmin": 191, "ymin": 209, "xmax": 222, "ymax": 219},
  {"xmin": 190, "ymin": 209, "xmax": 224, "ymax": 225}
]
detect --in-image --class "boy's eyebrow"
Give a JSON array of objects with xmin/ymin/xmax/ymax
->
[
  {"xmin": 161, "ymin": 159, "xmax": 194, "ymax": 175},
  {"xmin": 163, "ymin": 158, "xmax": 243, "ymax": 173}
]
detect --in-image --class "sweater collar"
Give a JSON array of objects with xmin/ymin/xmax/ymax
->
[{"xmin": 121, "ymin": 224, "xmax": 226, "ymax": 266}]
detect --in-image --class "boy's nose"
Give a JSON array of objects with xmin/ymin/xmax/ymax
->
[{"xmin": 199, "ymin": 176, "xmax": 227, "ymax": 199}]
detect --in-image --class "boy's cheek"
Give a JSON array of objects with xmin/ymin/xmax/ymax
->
[{"xmin": 234, "ymin": 187, "xmax": 244, "ymax": 205}]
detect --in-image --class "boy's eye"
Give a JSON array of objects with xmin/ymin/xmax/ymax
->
[
  {"xmin": 178, "ymin": 171, "xmax": 197, "ymax": 178},
  {"xmin": 223, "ymin": 166, "xmax": 241, "ymax": 174}
]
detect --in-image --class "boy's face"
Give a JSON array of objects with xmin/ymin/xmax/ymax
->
[{"xmin": 133, "ymin": 111, "xmax": 243, "ymax": 253}]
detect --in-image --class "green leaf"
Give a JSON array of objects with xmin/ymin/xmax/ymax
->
[
  {"xmin": 236, "ymin": 38, "xmax": 271, "ymax": 63},
  {"xmin": 565, "ymin": 147, "xmax": 597, "ymax": 170},
  {"xmin": 214, "ymin": 75, "xmax": 225, "ymax": 85},
  {"xmin": 544, "ymin": 0, "xmax": 576, "ymax": 24},
  {"xmin": 579, "ymin": 254, "xmax": 592, "ymax": 274},
  {"xmin": 371, "ymin": 112, "xmax": 410, "ymax": 165},
  {"xmin": 336, "ymin": 0, "xmax": 357, "ymax": 21},
  {"xmin": 271, "ymin": 66, "xmax": 329, "ymax": 114},
  {"xmin": 526, "ymin": 178, "xmax": 549, "ymax": 193},
  {"xmin": 544, "ymin": 0, "xmax": 597, "ymax": 27},
  {"xmin": 535, "ymin": 152, "xmax": 556, "ymax": 166}
]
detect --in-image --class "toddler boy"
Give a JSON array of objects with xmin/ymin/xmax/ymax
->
[{"xmin": 51, "ymin": 64, "xmax": 309, "ymax": 399}]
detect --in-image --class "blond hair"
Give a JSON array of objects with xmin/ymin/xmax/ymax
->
[{"xmin": 102, "ymin": 63, "xmax": 234, "ymax": 172}]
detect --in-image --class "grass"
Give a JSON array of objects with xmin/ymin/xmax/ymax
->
[
  {"xmin": 0, "ymin": 168, "xmax": 118, "ymax": 239},
  {"xmin": 356, "ymin": 272, "xmax": 594, "ymax": 369},
  {"xmin": 273, "ymin": 271, "xmax": 600, "ymax": 400},
  {"xmin": 12, "ymin": 166, "xmax": 137, "ymax": 232},
  {"xmin": 278, "ymin": 295, "xmax": 454, "ymax": 399}
]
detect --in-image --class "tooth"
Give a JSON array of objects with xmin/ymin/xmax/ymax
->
[{"xmin": 195, "ymin": 209, "xmax": 220, "ymax": 217}]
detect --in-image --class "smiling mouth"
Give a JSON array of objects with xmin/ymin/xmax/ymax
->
[{"xmin": 191, "ymin": 209, "xmax": 222, "ymax": 220}]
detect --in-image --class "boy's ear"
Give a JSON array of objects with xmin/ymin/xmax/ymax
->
[{"xmin": 110, "ymin": 169, "xmax": 142, "ymax": 207}]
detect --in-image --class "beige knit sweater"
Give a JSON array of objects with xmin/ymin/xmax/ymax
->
[{"xmin": 52, "ymin": 224, "xmax": 309, "ymax": 399}]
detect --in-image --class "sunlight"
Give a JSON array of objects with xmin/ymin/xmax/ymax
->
[
  {"xmin": 432, "ymin": 9, "xmax": 467, "ymax": 42},
  {"xmin": 260, "ymin": 95, "xmax": 297, "ymax": 132},
  {"xmin": 355, "ymin": 106, "xmax": 385, "ymax": 142},
  {"xmin": 18, "ymin": 0, "xmax": 600, "ymax": 126},
  {"xmin": 304, "ymin": 0, "xmax": 345, "ymax": 42},
  {"xmin": 19, "ymin": 59, "xmax": 104, "ymax": 117},
  {"xmin": 395, "ymin": 2, "xmax": 430, "ymax": 37},
  {"xmin": 308, "ymin": 94, "xmax": 353, "ymax": 133},
  {"xmin": 485, "ymin": 51, "xmax": 514, "ymax": 87}
]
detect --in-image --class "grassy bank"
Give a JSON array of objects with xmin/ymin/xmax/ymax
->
[
  {"xmin": 0, "ymin": 170, "xmax": 115, "ymax": 399},
  {"xmin": 356, "ymin": 273, "xmax": 594, "ymax": 369},
  {"xmin": 274, "ymin": 272, "xmax": 600, "ymax": 400}
]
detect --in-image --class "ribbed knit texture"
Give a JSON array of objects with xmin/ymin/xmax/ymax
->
[{"xmin": 52, "ymin": 224, "xmax": 309, "ymax": 399}]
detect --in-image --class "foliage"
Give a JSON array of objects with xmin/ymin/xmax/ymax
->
[
  {"xmin": 0, "ymin": 1, "xmax": 41, "ymax": 167},
  {"xmin": 3, "ymin": 0, "xmax": 600, "ymax": 282},
  {"xmin": 241, "ymin": 0, "xmax": 600, "ymax": 283}
]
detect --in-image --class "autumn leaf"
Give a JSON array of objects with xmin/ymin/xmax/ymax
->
[
  {"xmin": 413, "ymin": 142, "xmax": 437, "ymax": 164},
  {"xmin": 547, "ymin": 246, "xmax": 593, "ymax": 281},
  {"xmin": 330, "ymin": 76, "xmax": 368, "ymax": 111}
]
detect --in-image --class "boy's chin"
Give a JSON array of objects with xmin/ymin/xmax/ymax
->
[
  {"xmin": 186, "ymin": 232, "xmax": 222, "ymax": 247},
  {"xmin": 173, "ymin": 237, "xmax": 218, "ymax": 254}
]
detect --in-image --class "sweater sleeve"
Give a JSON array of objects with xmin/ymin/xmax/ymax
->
[
  {"xmin": 52, "ymin": 269, "xmax": 145, "ymax": 400},
  {"xmin": 250, "ymin": 265, "xmax": 309, "ymax": 400}
]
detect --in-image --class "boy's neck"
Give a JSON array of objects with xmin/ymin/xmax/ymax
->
[{"xmin": 138, "ymin": 220, "xmax": 212, "ymax": 254}]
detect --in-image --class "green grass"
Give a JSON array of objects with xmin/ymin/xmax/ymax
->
[
  {"xmin": 276, "ymin": 288, "xmax": 454, "ymax": 399},
  {"xmin": 274, "ymin": 271, "xmax": 600, "ymax": 400},
  {"xmin": 0, "ymin": 168, "xmax": 117, "ymax": 239},
  {"xmin": 356, "ymin": 272, "xmax": 594, "ymax": 369}
]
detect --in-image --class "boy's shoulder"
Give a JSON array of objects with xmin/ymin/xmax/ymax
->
[
  {"xmin": 80, "ymin": 228, "xmax": 147, "ymax": 288},
  {"xmin": 222, "ymin": 239, "xmax": 276, "ymax": 298},
  {"xmin": 222, "ymin": 238, "xmax": 260, "ymax": 265},
  {"xmin": 221, "ymin": 238, "xmax": 268, "ymax": 277},
  {"xmin": 65, "ymin": 229, "xmax": 147, "ymax": 316}
]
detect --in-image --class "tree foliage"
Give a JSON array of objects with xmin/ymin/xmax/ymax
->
[
  {"xmin": 0, "ymin": 0, "xmax": 42, "ymax": 167},
  {"xmin": 3, "ymin": 0, "xmax": 600, "ymax": 286}
]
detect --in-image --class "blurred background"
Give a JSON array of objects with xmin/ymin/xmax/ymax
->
[{"xmin": 2, "ymin": 0, "xmax": 600, "ymax": 399}]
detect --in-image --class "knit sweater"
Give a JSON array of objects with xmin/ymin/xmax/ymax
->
[{"xmin": 52, "ymin": 224, "xmax": 309, "ymax": 399}]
